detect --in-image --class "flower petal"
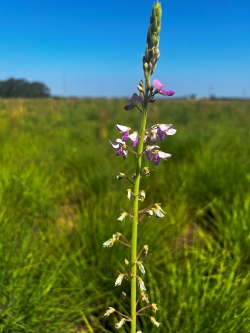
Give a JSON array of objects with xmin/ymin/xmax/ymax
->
[
  {"xmin": 165, "ymin": 128, "xmax": 177, "ymax": 135},
  {"xmin": 158, "ymin": 151, "xmax": 172, "ymax": 159},
  {"xmin": 115, "ymin": 147, "xmax": 123, "ymax": 156},
  {"xmin": 154, "ymin": 153, "xmax": 160, "ymax": 166},
  {"xmin": 116, "ymin": 124, "xmax": 129, "ymax": 133},
  {"xmin": 157, "ymin": 127, "xmax": 165, "ymax": 141},
  {"xmin": 124, "ymin": 104, "xmax": 135, "ymax": 111},
  {"xmin": 122, "ymin": 149, "xmax": 128, "ymax": 159},
  {"xmin": 122, "ymin": 130, "xmax": 129, "ymax": 141},
  {"xmin": 160, "ymin": 89, "xmax": 175, "ymax": 96},
  {"xmin": 109, "ymin": 140, "xmax": 121, "ymax": 149},
  {"xmin": 159, "ymin": 124, "xmax": 172, "ymax": 131},
  {"xmin": 153, "ymin": 79, "xmax": 163, "ymax": 90}
]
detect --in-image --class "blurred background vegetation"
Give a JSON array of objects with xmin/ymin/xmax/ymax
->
[{"xmin": 0, "ymin": 98, "xmax": 250, "ymax": 332}]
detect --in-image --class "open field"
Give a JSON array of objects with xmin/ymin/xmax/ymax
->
[{"xmin": 0, "ymin": 98, "xmax": 250, "ymax": 332}]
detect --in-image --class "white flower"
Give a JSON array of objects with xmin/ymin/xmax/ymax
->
[
  {"xmin": 117, "ymin": 212, "xmax": 128, "ymax": 222},
  {"xmin": 138, "ymin": 277, "xmax": 146, "ymax": 291},
  {"xmin": 116, "ymin": 172, "xmax": 125, "ymax": 180},
  {"xmin": 115, "ymin": 318, "xmax": 126, "ymax": 329},
  {"xmin": 141, "ymin": 167, "xmax": 150, "ymax": 176},
  {"xmin": 115, "ymin": 274, "xmax": 124, "ymax": 286},
  {"xmin": 152, "ymin": 303, "xmax": 159, "ymax": 312},
  {"xmin": 116, "ymin": 124, "xmax": 131, "ymax": 133},
  {"xmin": 151, "ymin": 207, "xmax": 165, "ymax": 218},
  {"xmin": 103, "ymin": 307, "xmax": 115, "ymax": 317},
  {"xmin": 141, "ymin": 292, "xmax": 149, "ymax": 303},
  {"xmin": 113, "ymin": 232, "xmax": 121, "ymax": 240},
  {"xmin": 137, "ymin": 261, "xmax": 145, "ymax": 274},
  {"xmin": 103, "ymin": 237, "xmax": 116, "ymax": 247},
  {"xmin": 154, "ymin": 203, "xmax": 165, "ymax": 213},
  {"xmin": 150, "ymin": 316, "xmax": 161, "ymax": 327},
  {"xmin": 146, "ymin": 209, "xmax": 153, "ymax": 217},
  {"xmin": 121, "ymin": 291, "xmax": 127, "ymax": 299},
  {"xmin": 138, "ymin": 190, "xmax": 145, "ymax": 202},
  {"xmin": 143, "ymin": 245, "xmax": 148, "ymax": 255},
  {"xmin": 127, "ymin": 189, "xmax": 132, "ymax": 200}
]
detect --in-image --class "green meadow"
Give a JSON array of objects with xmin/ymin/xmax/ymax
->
[{"xmin": 0, "ymin": 97, "xmax": 250, "ymax": 333}]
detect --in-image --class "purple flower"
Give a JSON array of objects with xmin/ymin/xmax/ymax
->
[
  {"xmin": 128, "ymin": 131, "xmax": 139, "ymax": 147},
  {"xmin": 144, "ymin": 124, "xmax": 177, "ymax": 143},
  {"xmin": 124, "ymin": 93, "xmax": 143, "ymax": 110},
  {"xmin": 109, "ymin": 139, "xmax": 128, "ymax": 159},
  {"xmin": 153, "ymin": 150, "xmax": 172, "ymax": 166},
  {"xmin": 153, "ymin": 79, "xmax": 174, "ymax": 96},
  {"xmin": 145, "ymin": 145, "xmax": 160, "ymax": 162},
  {"xmin": 116, "ymin": 124, "xmax": 131, "ymax": 141},
  {"xmin": 151, "ymin": 124, "xmax": 177, "ymax": 141}
]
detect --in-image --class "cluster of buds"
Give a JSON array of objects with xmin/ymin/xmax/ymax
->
[{"xmin": 143, "ymin": 2, "xmax": 162, "ymax": 76}]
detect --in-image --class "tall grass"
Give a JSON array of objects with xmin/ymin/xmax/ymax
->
[{"xmin": 0, "ymin": 98, "xmax": 250, "ymax": 332}]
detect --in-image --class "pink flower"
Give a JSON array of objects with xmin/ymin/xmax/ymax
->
[
  {"xmin": 153, "ymin": 79, "xmax": 174, "ymax": 96},
  {"xmin": 154, "ymin": 150, "xmax": 172, "ymax": 166},
  {"xmin": 109, "ymin": 139, "xmax": 128, "ymax": 159}
]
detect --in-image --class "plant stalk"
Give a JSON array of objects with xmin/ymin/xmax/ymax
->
[{"xmin": 131, "ymin": 78, "xmax": 150, "ymax": 333}]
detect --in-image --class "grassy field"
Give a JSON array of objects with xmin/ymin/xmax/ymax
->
[{"xmin": 0, "ymin": 97, "xmax": 250, "ymax": 332}]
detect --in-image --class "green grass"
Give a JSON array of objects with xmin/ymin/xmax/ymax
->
[{"xmin": 0, "ymin": 98, "xmax": 250, "ymax": 332}]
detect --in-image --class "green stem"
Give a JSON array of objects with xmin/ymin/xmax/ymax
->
[{"xmin": 131, "ymin": 78, "xmax": 150, "ymax": 333}]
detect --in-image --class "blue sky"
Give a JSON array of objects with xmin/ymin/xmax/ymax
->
[{"xmin": 1, "ymin": 0, "xmax": 249, "ymax": 97}]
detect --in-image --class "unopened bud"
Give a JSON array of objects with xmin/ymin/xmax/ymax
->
[
  {"xmin": 116, "ymin": 172, "xmax": 125, "ymax": 180},
  {"xmin": 143, "ymin": 245, "xmax": 149, "ymax": 255},
  {"xmin": 137, "ymin": 85, "xmax": 144, "ymax": 93},
  {"xmin": 125, "ymin": 258, "xmax": 129, "ymax": 266}
]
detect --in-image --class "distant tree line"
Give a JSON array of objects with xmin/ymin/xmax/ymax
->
[{"xmin": 0, "ymin": 78, "xmax": 50, "ymax": 98}]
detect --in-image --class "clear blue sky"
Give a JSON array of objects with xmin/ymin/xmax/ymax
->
[{"xmin": 1, "ymin": 0, "xmax": 249, "ymax": 97}]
